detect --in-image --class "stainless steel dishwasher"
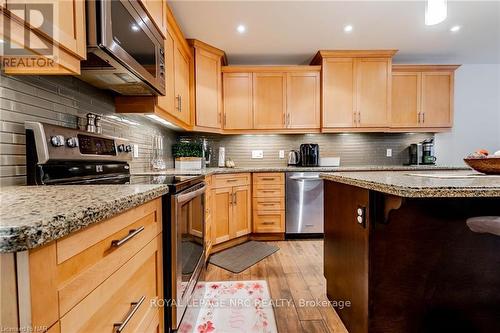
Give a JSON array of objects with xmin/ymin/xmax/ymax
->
[{"xmin": 286, "ymin": 172, "xmax": 324, "ymax": 235}]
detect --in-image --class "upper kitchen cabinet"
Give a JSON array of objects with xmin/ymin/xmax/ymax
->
[
  {"xmin": 189, "ymin": 39, "xmax": 227, "ymax": 132},
  {"xmin": 253, "ymin": 72, "xmax": 287, "ymax": 129},
  {"xmin": 391, "ymin": 65, "xmax": 460, "ymax": 130},
  {"xmin": 221, "ymin": 66, "xmax": 321, "ymax": 133},
  {"xmin": 222, "ymin": 72, "xmax": 254, "ymax": 130},
  {"xmin": 139, "ymin": 0, "xmax": 168, "ymax": 38},
  {"xmin": 1, "ymin": 0, "xmax": 86, "ymax": 74},
  {"xmin": 286, "ymin": 71, "xmax": 321, "ymax": 129},
  {"xmin": 115, "ymin": 4, "xmax": 193, "ymax": 129},
  {"xmin": 311, "ymin": 50, "xmax": 397, "ymax": 132}
]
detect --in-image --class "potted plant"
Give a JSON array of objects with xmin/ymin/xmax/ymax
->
[{"xmin": 172, "ymin": 141, "xmax": 203, "ymax": 170}]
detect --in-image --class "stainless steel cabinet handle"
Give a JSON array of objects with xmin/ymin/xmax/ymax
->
[
  {"xmin": 353, "ymin": 112, "xmax": 357, "ymax": 124},
  {"xmin": 358, "ymin": 111, "xmax": 361, "ymax": 124},
  {"xmin": 224, "ymin": 113, "xmax": 227, "ymax": 127},
  {"xmin": 226, "ymin": 179, "xmax": 238, "ymax": 182},
  {"xmin": 261, "ymin": 178, "xmax": 276, "ymax": 181},
  {"xmin": 261, "ymin": 203, "xmax": 276, "ymax": 206},
  {"xmin": 422, "ymin": 112, "xmax": 425, "ymax": 123},
  {"xmin": 111, "ymin": 226, "xmax": 145, "ymax": 247},
  {"xmin": 417, "ymin": 112, "xmax": 421, "ymax": 123},
  {"xmin": 233, "ymin": 192, "xmax": 237, "ymax": 204},
  {"xmin": 113, "ymin": 295, "xmax": 146, "ymax": 333},
  {"xmin": 179, "ymin": 96, "xmax": 182, "ymax": 112},
  {"xmin": 262, "ymin": 221, "xmax": 274, "ymax": 225}
]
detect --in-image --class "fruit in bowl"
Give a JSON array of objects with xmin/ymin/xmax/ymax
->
[{"xmin": 464, "ymin": 149, "xmax": 500, "ymax": 175}]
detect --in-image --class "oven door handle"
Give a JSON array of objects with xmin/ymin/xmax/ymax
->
[{"xmin": 176, "ymin": 185, "xmax": 207, "ymax": 205}]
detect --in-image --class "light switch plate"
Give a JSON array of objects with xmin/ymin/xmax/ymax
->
[
  {"xmin": 252, "ymin": 150, "xmax": 264, "ymax": 159},
  {"xmin": 279, "ymin": 150, "xmax": 285, "ymax": 159},
  {"xmin": 386, "ymin": 148, "xmax": 392, "ymax": 157},
  {"xmin": 133, "ymin": 144, "xmax": 139, "ymax": 158}
]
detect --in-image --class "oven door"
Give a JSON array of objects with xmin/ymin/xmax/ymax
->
[
  {"xmin": 171, "ymin": 182, "xmax": 206, "ymax": 330},
  {"xmin": 98, "ymin": 0, "xmax": 165, "ymax": 94}
]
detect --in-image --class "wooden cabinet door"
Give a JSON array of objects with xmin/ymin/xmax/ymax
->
[
  {"xmin": 356, "ymin": 58, "xmax": 391, "ymax": 128},
  {"xmin": 174, "ymin": 42, "xmax": 191, "ymax": 125},
  {"xmin": 222, "ymin": 73, "xmax": 253, "ymax": 129},
  {"xmin": 421, "ymin": 72, "xmax": 453, "ymax": 127},
  {"xmin": 195, "ymin": 48, "xmax": 222, "ymax": 129},
  {"xmin": 11, "ymin": 0, "xmax": 86, "ymax": 59},
  {"xmin": 213, "ymin": 187, "xmax": 232, "ymax": 244},
  {"xmin": 286, "ymin": 72, "xmax": 320, "ymax": 129},
  {"xmin": 253, "ymin": 72, "xmax": 286, "ymax": 129},
  {"xmin": 391, "ymin": 72, "xmax": 421, "ymax": 127},
  {"xmin": 322, "ymin": 58, "xmax": 355, "ymax": 128},
  {"xmin": 231, "ymin": 185, "xmax": 251, "ymax": 238},
  {"xmin": 157, "ymin": 29, "xmax": 176, "ymax": 116},
  {"xmin": 140, "ymin": 0, "xmax": 167, "ymax": 38}
]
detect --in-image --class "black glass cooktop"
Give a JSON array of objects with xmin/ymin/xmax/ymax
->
[{"xmin": 129, "ymin": 174, "xmax": 204, "ymax": 193}]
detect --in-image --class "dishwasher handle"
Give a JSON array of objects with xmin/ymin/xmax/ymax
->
[{"xmin": 289, "ymin": 176, "xmax": 322, "ymax": 181}]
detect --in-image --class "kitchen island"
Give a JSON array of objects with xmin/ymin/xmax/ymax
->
[{"xmin": 321, "ymin": 171, "xmax": 500, "ymax": 333}]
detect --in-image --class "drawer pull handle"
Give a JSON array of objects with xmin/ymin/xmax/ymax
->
[
  {"xmin": 114, "ymin": 295, "xmax": 146, "ymax": 333},
  {"xmin": 261, "ymin": 178, "xmax": 276, "ymax": 181},
  {"xmin": 261, "ymin": 203, "xmax": 276, "ymax": 206},
  {"xmin": 226, "ymin": 179, "xmax": 238, "ymax": 182},
  {"xmin": 262, "ymin": 190, "xmax": 276, "ymax": 193},
  {"xmin": 262, "ymin": 221, "xmax": 275, "ymax": 225},
  {"xmin": 111, "ymin": 226, "xmax": 145, "ymax": 248}
]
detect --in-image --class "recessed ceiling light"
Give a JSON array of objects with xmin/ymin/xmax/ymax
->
[
  {"xmin": 344, "ymin": 25, "xmax": 353, "ymax": 33},
  {"xmin": 236, "ymin": 24, "xmax": 246, "ymax": 34},
  {"xmin": 450, "ymin": 25, "xmax": 461, "ymax": 32}
]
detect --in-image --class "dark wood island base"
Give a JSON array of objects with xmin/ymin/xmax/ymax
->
[{"xmin": 324, "ymin": 181, "xmax": 500, "ymax": 333}]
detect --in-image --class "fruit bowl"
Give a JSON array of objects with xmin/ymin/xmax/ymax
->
[{"xmin": 464, "ymin": 157, "xmax": 500, "ymax": 175}]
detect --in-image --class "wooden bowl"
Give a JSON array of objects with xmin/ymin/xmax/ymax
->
[{"xmin": 464, "ymin": 157, "xmax": 500, "ymax": 175}]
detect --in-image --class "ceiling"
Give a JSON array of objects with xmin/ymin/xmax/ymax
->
[{"xmin": 169, "ymin": 0, "xmax": 500, "ymax": 65}]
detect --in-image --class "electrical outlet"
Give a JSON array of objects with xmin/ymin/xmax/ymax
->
[
  {"xmin": 279, "ymin": 150, "xmax": 285, "ymax": 159},
  {"xmin": 252, "ymin": 150, "xmax": 264, "ymax": 159},
  {"xmin": 386, "ymin": 148, "xmax": 392, "ymax": 157},
  {"xmin": 133, "ymin": 144, "xmax": 139, "ymax": 158}
]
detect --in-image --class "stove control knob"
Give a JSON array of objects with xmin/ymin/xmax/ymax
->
[
  {"xmin": 66, "ymin": 137, "xmax": 78, "ymax": 148},
  {"xmin": 50, "ymin": 135, "xmax": 65, "ymax": 147},
  {"xmin": 125, "ymin": 145, "xmax": 132, "ymax": 153},
  {"xmin": 117, "ymin": 144, "xmax": 125, "ymax": 152}
]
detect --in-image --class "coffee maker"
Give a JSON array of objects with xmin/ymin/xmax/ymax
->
[
  {"xmin": 409, "ymin": 138, "xmax": 436, "ymax": 165},
  {"xmin": 300, "ymin": 144, "xmax": 319, "ymax": 167}
]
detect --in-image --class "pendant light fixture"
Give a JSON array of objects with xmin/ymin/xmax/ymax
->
[{"xmin": 425, "ymin": 0, "xmax": 447, "ymax": 26}]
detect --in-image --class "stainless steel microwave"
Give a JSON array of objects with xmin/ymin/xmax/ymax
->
[{"xmin": 80, "ymin": 0, "xmax": 166, "ymax": 96}]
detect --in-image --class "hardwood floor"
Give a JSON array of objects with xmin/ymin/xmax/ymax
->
[{"xmin": 205, "ymin": 240, "xmax": 348, "ymax": 333}]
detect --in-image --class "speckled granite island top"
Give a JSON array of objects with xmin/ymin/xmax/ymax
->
[
  {"xmin": 320, "ymin": 170, "xmax": 500, "ymax": 198},
  {"xmin": 0, "ymin": 184, "xmax": 169, "ymax": 253}
]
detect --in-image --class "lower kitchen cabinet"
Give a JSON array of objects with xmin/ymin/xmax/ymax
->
[
  {"xmin": 252, "ymin": 173, "xmax": 285, "ymax": 233},
  {"xmin": 6, "ymin": 198, "xmax": 164, "ymax": 333},
  {"xmin": 213, "ymin": 174, "xmax": 251, "ymax": 244},
  {"xmin": 205, "ymin": 176, "xmax": 214, "ymax": 254}
]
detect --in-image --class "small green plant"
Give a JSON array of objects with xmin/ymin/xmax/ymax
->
[{"xmin": 172, "ymin": 141, "xmax": 203, "ymax": 158}]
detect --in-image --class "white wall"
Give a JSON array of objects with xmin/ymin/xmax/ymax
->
[{"xmin": 434, "ymin": 64, "xmax": 500, "ymax": 165}]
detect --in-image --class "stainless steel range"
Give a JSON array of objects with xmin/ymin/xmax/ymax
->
[{"xmin": 25, "ymin": 121, "xmax": 206, "ymax": 332}]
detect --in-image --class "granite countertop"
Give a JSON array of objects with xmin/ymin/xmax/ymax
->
[
  {"xmin": 0, "ymin": 184, "xmax": 169, "ymax": 253},
  {"xmin": 133, "ymin": 165, "xmax": 468, "ymax": 176},
  {"xmin": 320, "ymin": 170, "xmax": 500, "ymax": 198}
]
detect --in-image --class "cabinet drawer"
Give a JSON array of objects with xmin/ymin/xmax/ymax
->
[
  {"xmin": 56, "ymin": 199, "xmax": 162, "ymax": 315},
  {"xmin": 214, "ymin": 173, "xmax": 250, "ymax": 188},
  {"xmin": 60, "ymin": 236, "xmax": 161, "ymax": 333},
  {"xmin": 253, "ymin": 211, "xmax": 285, "ymax": 233},
  {"xmin": 253, "ymin": 197, "xmax": 285, "ymax": 211},
  {"xmin": 253, "ymin": 185, "xmax": 284, "ymax": 198},
  {"xmin": 253, "ymin": 173, "xmax": 284, "ymax": 185}
]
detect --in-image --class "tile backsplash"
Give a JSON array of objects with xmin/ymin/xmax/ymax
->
[
  {"xmin": 181, "ymin": 132, "xmax": 435, "ymax": 167},
  {"xmin": 0, "ymin": 73, "xmax": 176, "ymax": 186}
]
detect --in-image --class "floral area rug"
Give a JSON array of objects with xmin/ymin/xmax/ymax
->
[{"xmin": 179, "ymin": 280, "xmax": 278, "ymax": 333}]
